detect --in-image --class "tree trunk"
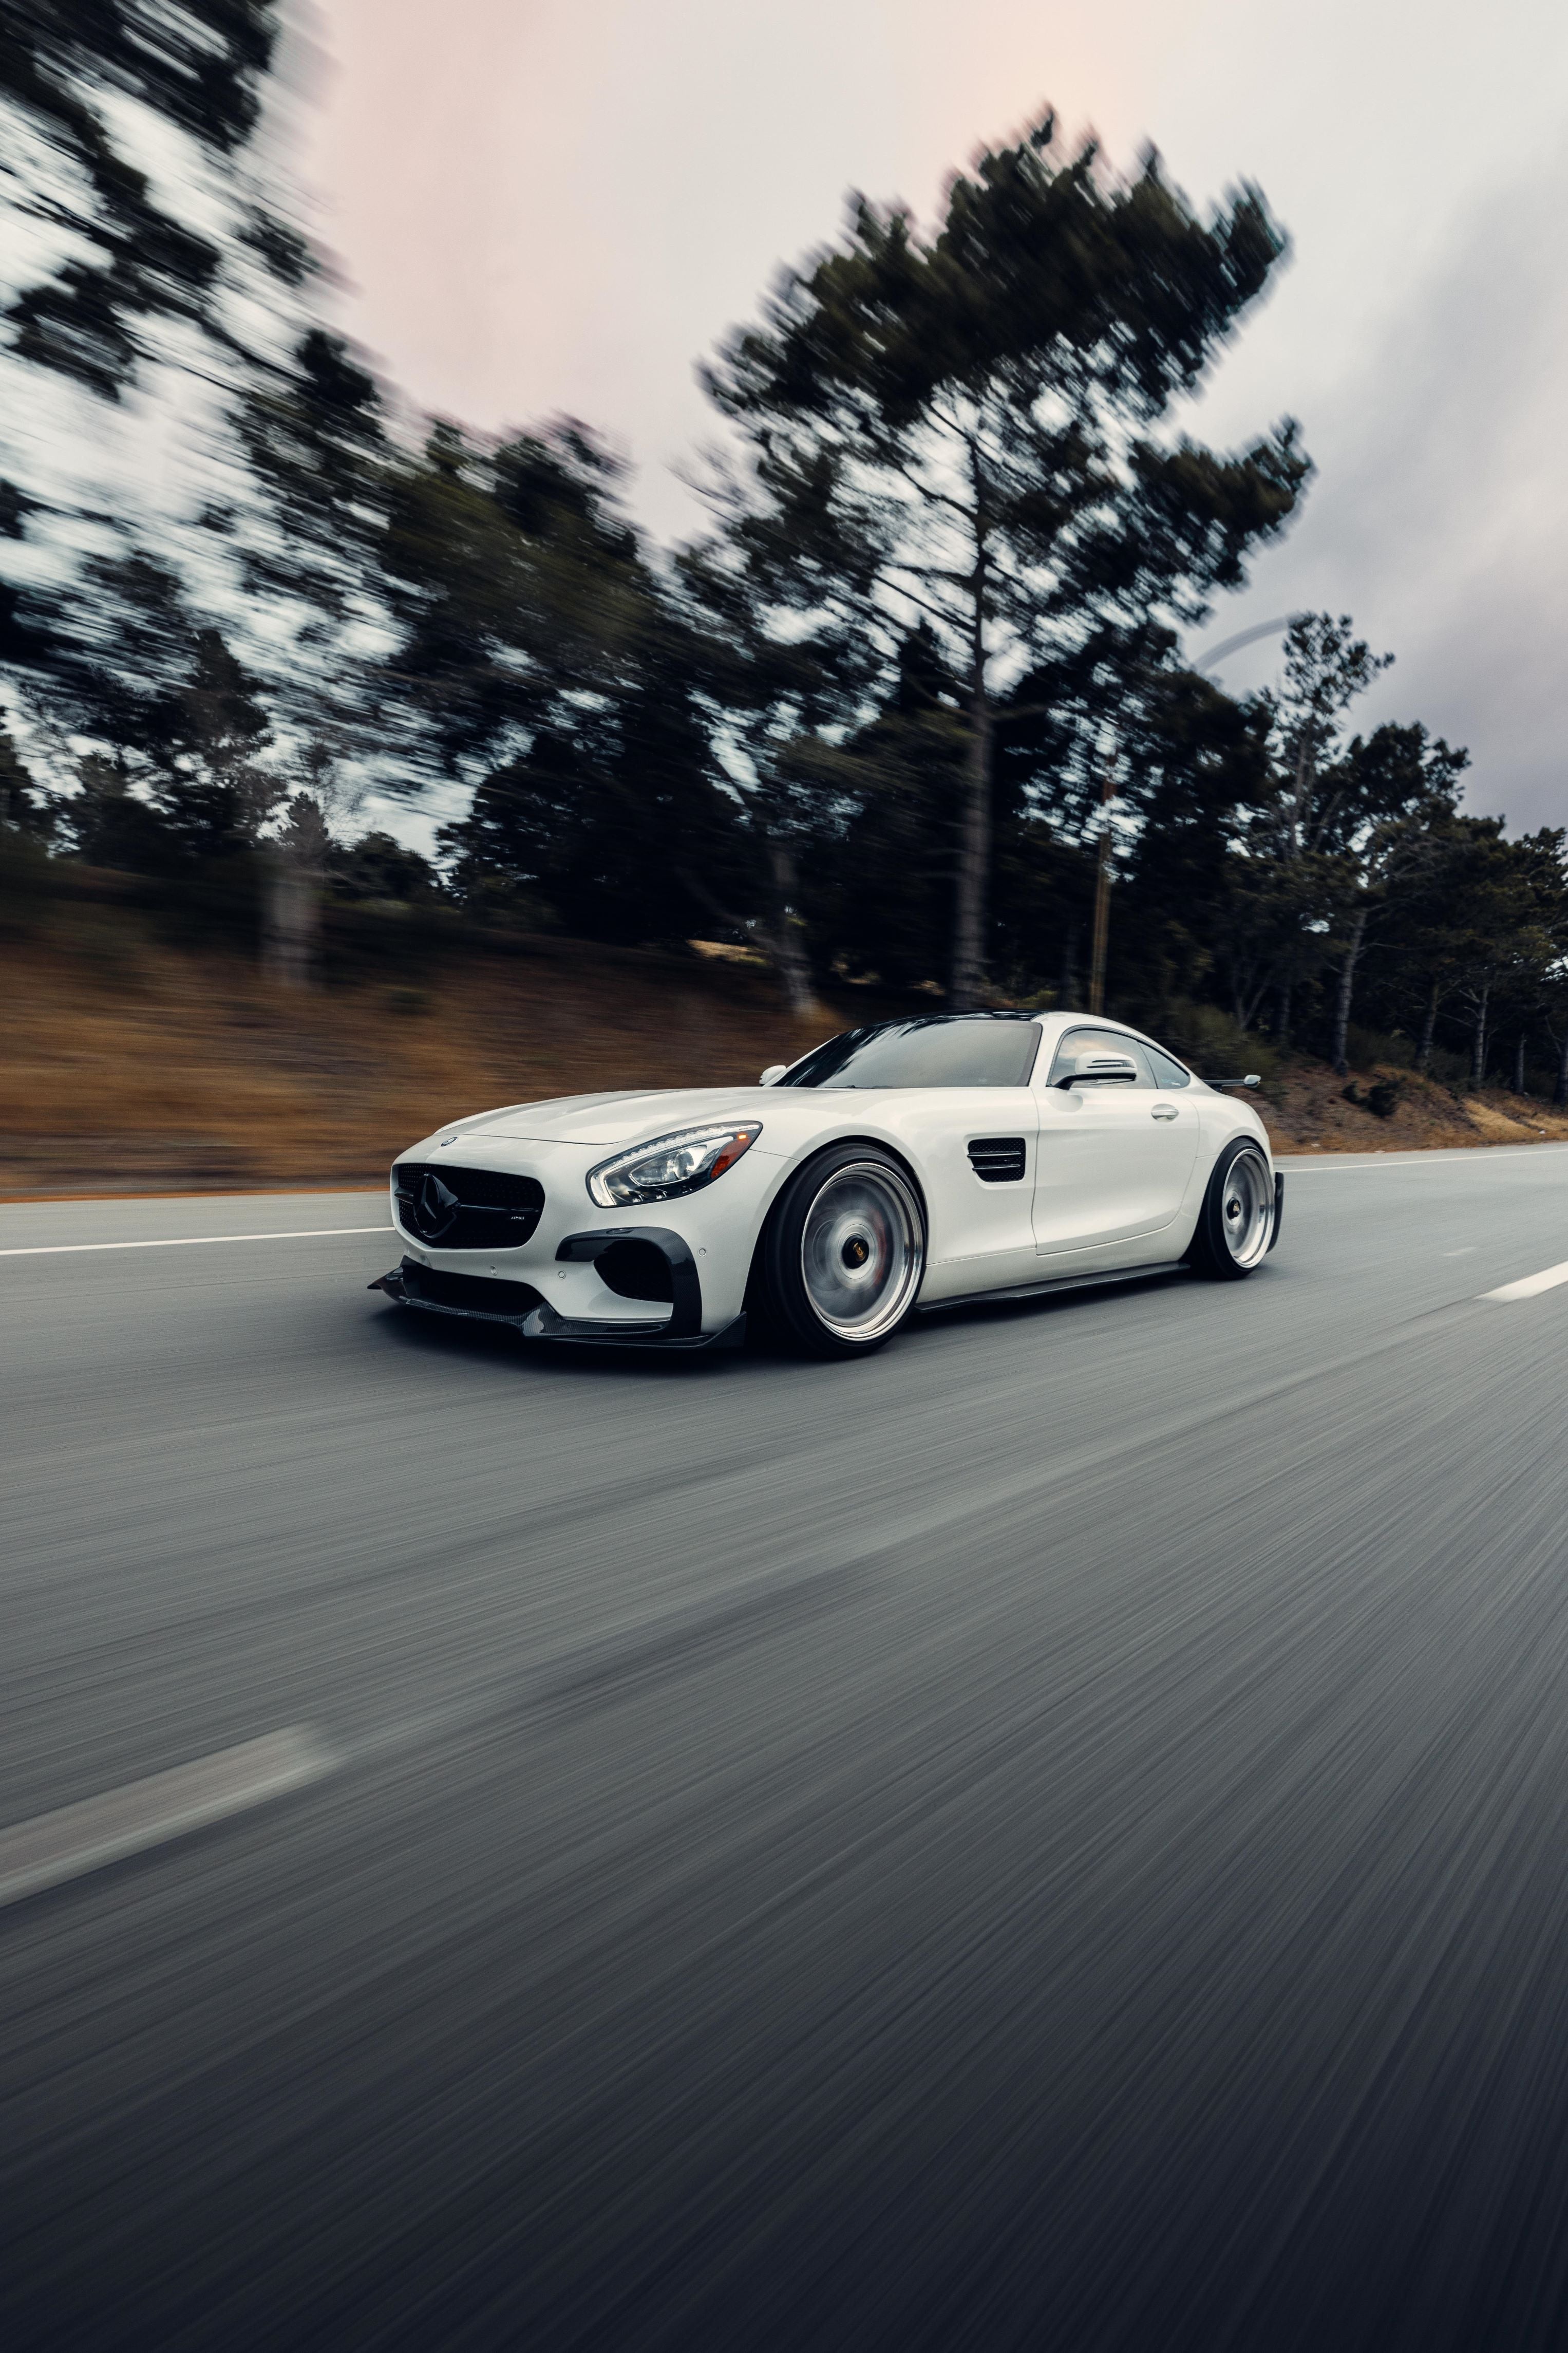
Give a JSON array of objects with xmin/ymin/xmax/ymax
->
[
  {"xmin": 1290, "ymin": 732, "xmax": 1313, "ymax": 855},
  {"xmin": 1087, "ymin": 825, "xmax": 1113, "ymax": 1015},
  {"xmin": 677, "ymin": 844, "xmax": 817, "ymax": 1022},
  {"xmin": 949, "ymin": 623, "xmax": 992, "ymax": 1010},
  {"xmin": 1416, "ymin": 979, "xmax": 1440, "ymax": 1074},
  {"xmin": 1084, "ymin": 743, "xmax": 1117, "ymax": 1016},
  {"xmin": 1232, "ymin": 961, "xmax": 1270, "ymax": 1033},
  {"xmin": 1556, "ymin": 1032, "xmax": 1568, "ymax": 1109},
  {"xmin": 950, "ymin": 471, "xmax": 991, "ymax": 1011},
  {"xmin": 263, "ymin": 856, "xmax": 319, "ymax": 988},
  {"xmin": 1470, "ymin": 983, "xmax": 1489, "ymax": 1086},
  {"xmin": 765, "ymin": 838, "xmax": 817, "ymax": 1022},
  {"xmin": 1331, "ymin": 905, "xmax": 1368, "ymax": 1077},
  {"xmin": 1059, "ymin": 921, "xmax": 1080, "ymax": 1011},
  {"xmin": 1276, "ymin": 977, "xmax": 1292, "ymax": 1049},
  {"xmin": 1514, "ymin": 1034, "xmax": 1527, "ymax": 1096}
]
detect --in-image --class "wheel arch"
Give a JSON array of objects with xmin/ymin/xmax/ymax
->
[
  {"xmin": 1211, "ymin": 1117, "xmax": 1274, "ymax": 1167},
  {"xmin": 1188, "ymin": 1129, "xmax": 1277, "ymax": 1278},
  {"xmin": 745, "ymin": 1131, "xmax": 930, "ymax": 1295},
  {"xmin": 1170, "ymin": 1118, "xmax": 1266, "ymax": 1253},
  {"xmin": 760, "ymin": 1127, "xmax": 927, "ymax": 1221}
]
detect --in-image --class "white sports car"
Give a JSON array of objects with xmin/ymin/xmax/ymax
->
[{"xmin": 372, "ymin": 1011, "xmax": 1281, "ymax": 1359}]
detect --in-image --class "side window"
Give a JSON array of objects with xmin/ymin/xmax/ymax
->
[
  {"xmin": 1145, "ymin": 1043, "xmax": 1193, "ymax": 1089},
  {"xmin": 1048, "ymin": 1030, "xmax": 1155, "ymax": 1088}
]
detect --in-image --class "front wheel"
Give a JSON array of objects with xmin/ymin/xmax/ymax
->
[
  {"xmin": 1187, "ymin": 1140, "xmax": 1276, "ymax": 1280},
  {"xmin": 755, "ymin": 1144, "xmax": 927, "ymax": 1357}
]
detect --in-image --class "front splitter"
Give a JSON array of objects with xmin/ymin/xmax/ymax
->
[{"xmin": 370, "ymin": 1266, "xmax": 747, "ymax": 1352}]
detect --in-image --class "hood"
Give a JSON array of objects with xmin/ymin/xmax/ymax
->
[{"xmin": 452, "ymin": 1086, "xmax": 784, "ymax": 1148}]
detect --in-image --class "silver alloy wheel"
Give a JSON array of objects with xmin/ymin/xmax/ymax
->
[
  {"xmin": 799, "ymin": 1160, "xmax": 925, "ymax": 1343},
  {"xmin": 1220, "ymin": 1145, "xmax": 1274, "ymax": 1269}
]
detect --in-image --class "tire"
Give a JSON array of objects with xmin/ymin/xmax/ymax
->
[
  {"xmin": 755, "ymin": 1143, "xmax": 927, "ymax": 1357},
  {"xmin": 1187, "ymin": 1138, "xmax": 1276, "ymax": 1280}
]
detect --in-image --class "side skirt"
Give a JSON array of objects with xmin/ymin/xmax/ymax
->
[{"xmin": 916, "ymin": 1260, "xmax": 1186, "ymax": 1317}]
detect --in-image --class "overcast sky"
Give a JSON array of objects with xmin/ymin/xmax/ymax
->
[{"xmin": 300, "ymin": 0, "xmax": 1568, "ymax": 831}]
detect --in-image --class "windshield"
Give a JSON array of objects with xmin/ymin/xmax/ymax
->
[{"xmin": 778, "ymin": 1016, "xmax": 1041, "ymax": 1089}]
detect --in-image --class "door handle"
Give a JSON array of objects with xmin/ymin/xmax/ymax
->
[{"xmin": 1151, "ymin": 1103, "xmax": 1179, "ymax": 1121}]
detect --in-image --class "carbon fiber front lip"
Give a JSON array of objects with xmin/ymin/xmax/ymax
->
[{"xmin": 369, "ymin": 1265, "xmax": 747, "ymax": 1351}]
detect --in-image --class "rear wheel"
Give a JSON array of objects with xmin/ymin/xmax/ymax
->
[
  {"xmin": 756, "ymin": 1144, "xmax": 926, "ymax": 1357},
  {"xmin": 1188, "ymin": 1140, "xmax": 1275, "ymax": 1280}
]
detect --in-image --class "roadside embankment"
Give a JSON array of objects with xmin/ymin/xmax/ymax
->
[
  {"xmin": 1255, "ymin": 1056, "xmax": 1568, "ymax": 1156},
  {"xmin": 1, "ymin": 910, "xmax": 844, "ymax": 1196},
  {"xmin": 5, "ymin": 877, "xmax": 1561, "ymax": 1192}
]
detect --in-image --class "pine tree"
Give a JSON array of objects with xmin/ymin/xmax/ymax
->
[{"xmin": 698, "ymin": 116, "xmax": 1307, "ymax": 1006}]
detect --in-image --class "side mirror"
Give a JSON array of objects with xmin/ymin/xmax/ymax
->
[
  {"xmin": 1207, "ymin": 1072, "xmax": 1262, "ymax": 1092},
  {"xmin": 759, "ymin": 1064, "xmax": 787, "ymax": 1087},
  {"xmin": 1243, "ymin": 1073, "xmax": 1261, "ymax": 1091},
  {"xmin": 1055, "ymin": 1052, "xmax": 1140, "ymax": 1089}
]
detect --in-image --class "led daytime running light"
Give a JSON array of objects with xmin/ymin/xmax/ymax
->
[{"xmin": 587, "ymin": 1122, "xmax": 763, "ymax": 1208}]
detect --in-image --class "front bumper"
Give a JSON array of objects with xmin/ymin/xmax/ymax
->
[{"xmin": 371, "ymin": 1223, "xmax": 748, "ymax": 1351}]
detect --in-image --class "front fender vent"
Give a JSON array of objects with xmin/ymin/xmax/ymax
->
[{"xmin": 968, "ymin": 1136, "xmax": 1026, "ymax": 1183}]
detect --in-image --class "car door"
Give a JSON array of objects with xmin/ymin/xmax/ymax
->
[
  {"xmin": 1032, "ymin": 1027, "xmax": 1201, "ymax": 1256},
  {"xmin": 821, "ymin": 1020, "xmax": 1038, "ymax": 1300},
  {"xmin": 898, "ymin": 1081, "xmax": 1043, "ymax": 1295},
  {"xmin": 776, "ymin": 1014, "xmax": 1045, "ymax": 1301}
]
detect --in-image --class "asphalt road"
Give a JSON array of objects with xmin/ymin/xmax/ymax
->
[{"xmin": 6, "ymin": 1146, "xmax": 1568, "ymax": 2350}]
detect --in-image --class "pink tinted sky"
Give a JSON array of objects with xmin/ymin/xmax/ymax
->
[
  {"xmin": 300, "ymin": 0, "xmax": 1568, "ymax": 828},
  {"xmin": 298, "ymin": 1, "xmax": 1177, "ymax": 508}
]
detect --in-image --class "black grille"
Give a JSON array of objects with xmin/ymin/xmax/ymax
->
[
  {"xmin": 393, "ymin": 1161, "xmax": 545, "ymax": 1250},
  {"xmin": 402, "ymin": 1261, "xmax": 544, "ymax": 1317},
  {"xmin": 968, "ymin": 1136, "xmax": 1027, "ymax": 1183}
]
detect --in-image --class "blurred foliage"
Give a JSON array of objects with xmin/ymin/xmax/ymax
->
[
  {"xmin": 2, "ymin": 29, "xmax": 1566, "ymax": 1091},
  {"xmin": 0, "ymin": 1, "xmax": 281, "ymax": 402},
  {"xmin": 390, "ymin": 422, "xmax": 754, "ymax": 949},
  {"xmin": 329, "ymin": 831, "xmax": 442, "ymax": 907}
]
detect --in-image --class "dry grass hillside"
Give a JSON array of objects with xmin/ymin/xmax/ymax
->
[
  {"xmin": 3, "ymin": 881, "xmax": 1564, "ymax": 1194},
  {"xmin": 0, "ymin": 917, "xmax": 856, "ymax": 1196},
  {"xmin": 1257, "ymin": 1059, "xmax": 1568, "ymax": 1155}
]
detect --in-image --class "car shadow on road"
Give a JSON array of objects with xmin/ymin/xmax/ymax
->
[
  {"xmin": 366, "ymin": 1296, "xmax": 766, "ymax": 1383},
  {"xmin": 916, "ymin": 1265, "xmax": 1196, "ymax": 1336},
  {"xmin": 365, "ymin": 1262, "xmax": 1206, "ymax": 1380}
]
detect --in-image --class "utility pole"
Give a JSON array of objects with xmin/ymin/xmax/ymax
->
[{"xmin": 1087, "ymin": 749, "xmax": 1116, "ymax": 1015}]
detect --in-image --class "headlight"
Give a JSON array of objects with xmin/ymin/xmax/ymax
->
[{"xmin": 587, "ymin": 1123, "xmax": 763, "ymax": 1208}]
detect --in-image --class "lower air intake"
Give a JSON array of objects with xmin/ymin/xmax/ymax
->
[
  {"xmin": 594, "ymin": 1239, "xmax": 676, "ymax": 1303},
  {"xmin": 402, "ymin": 1262, "xmax": 544, "ymax": 1317}
]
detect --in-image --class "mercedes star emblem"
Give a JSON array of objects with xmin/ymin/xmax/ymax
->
[{"xmin": 414, "ymin": 1171, "xmax": 459, "ymax": 1241}]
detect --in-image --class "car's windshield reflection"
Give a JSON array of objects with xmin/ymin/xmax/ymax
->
[{"xmin": 779, "ymin": 1015, "xmax": 1041, "ymax": 1089}]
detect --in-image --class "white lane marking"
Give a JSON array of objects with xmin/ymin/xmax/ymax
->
[
  {"xmin": 0, "ymin": 1226, "xmax": 390, "ymax": 1259},
  {"xmin": 1286, "ymin": 1160, "xmax": 1566, "ymax": 1173},
  {"xmin": 1481, "ymin": 1262, "xmax": 1568, "ymax": 1302},
  {"xmin": 0, "ymin": 1728, "xmax": 334, "ymax": 1908},
  {"xmin": 1442, "ymin": 1248, "xmax": 1476, "ymax": 1257},
  {"xmin": 1281, "ymin": 1144, "xmax": 1568, "ymax": 1171}
]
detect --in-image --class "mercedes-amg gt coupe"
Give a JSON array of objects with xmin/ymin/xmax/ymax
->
[{"xmin": 371, "ymin": 1010, "xmax": 1280, "ymax": 1360}]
